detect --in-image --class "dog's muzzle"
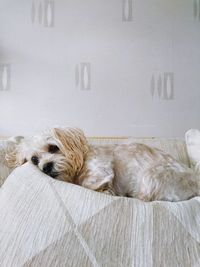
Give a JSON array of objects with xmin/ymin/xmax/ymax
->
[
  {"xmin": 43, "ymin": 162, "xmax": 54, "ymax": 174},
  {"xmin": 42, "ymin": 162, "xmax": 59, "ymax": 179}
]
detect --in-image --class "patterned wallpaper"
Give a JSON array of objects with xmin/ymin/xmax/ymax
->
[{"xmin": 0, "ymin": 0, "xmax": 199, "ymax": 137}]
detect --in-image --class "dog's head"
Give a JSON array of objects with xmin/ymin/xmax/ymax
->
[{"xmin": 6, "ymin": 127, "xmax": 89, "ymax": 182}]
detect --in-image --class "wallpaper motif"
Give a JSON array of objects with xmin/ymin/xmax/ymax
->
[
  {"xmin": 122, "ymin": 0, "xmax": 133, "ymax": 21},
  {"xmin": 150, "ymin": 72, "xmax": 174, "ymax": 100},
  {"xmin": 31, "ymin": 0, "xmax": 54, "ymax": 27},
  {"xmin": 0, "ymin": 64, "xmax": 11, "ymax": 91},
  {"xmin": 193, "ymin": 0, "xmax": 200, "ymax": 21},
  {"xmin": 75, "ymin": 63, "xmax": 91, "ymax": 90}
]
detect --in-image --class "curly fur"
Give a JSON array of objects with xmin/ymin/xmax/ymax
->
[
  {"xmin": 52, "ymin": 127, "xmax": 89, "ymax": 180},
  {"xmin": 1, "ymin": 136, "xmax": 24, "ymax": 186}
]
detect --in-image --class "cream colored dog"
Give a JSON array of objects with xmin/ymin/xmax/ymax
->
[{"xmin": 6, "ymin": 127, "xmax": 200, "ymax": 201}]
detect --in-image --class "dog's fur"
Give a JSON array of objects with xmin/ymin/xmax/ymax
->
[
  {"xmin": 5, "ymin": 127, "xmax": 200, "ymax": 201},
  {"xmin": 0, "ymin": 136, "xmax": 24, "ymax": 186}
]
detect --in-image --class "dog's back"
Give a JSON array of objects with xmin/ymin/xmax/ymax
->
[
  {"xmin": 112, "ymin": 143, "xmax": 199, "ymax": 201},
  {"xmin": 79, "ymin": 142, "xmax": 199, "ymax": 201}
]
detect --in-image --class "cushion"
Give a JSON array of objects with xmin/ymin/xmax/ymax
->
[
  {"xmin": 1, "ymin": 162, "xmax": 200, "ymax": 266},
  {"xmin": 185, "ymin": 129, "xmax": 200, "ymax": 171}
]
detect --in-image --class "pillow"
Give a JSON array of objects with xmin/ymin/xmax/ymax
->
[
  {"xmin": 185, "ymin": 129, "xmax": 200, "ymax": 172},
  {"xmin": 0, "ymin": 136, "xmax": 24, "ymax": 187}
]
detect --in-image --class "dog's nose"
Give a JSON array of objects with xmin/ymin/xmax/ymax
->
[{"xmin": 43, "ymin": 162, "xmax": 54, "ymax": 174}]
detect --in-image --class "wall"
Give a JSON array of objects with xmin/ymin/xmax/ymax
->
[{"xmin": 0, "ymin": 0, "xmax": 200, "ymax": 137}]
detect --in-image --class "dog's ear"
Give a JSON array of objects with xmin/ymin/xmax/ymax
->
[{"xmin": 52, "ymin": 127, "xmax": 89, "ymax": 177}]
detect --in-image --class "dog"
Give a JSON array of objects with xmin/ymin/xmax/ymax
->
[{"xmin": 5, "ymin": 127, "xmax": 200, "ymax": 201}]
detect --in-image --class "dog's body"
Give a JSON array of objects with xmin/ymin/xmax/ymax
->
[
  {"xmin": 77, "ymin": 143, "xmax": 199, "ymax": 201},
  {"xmin": 5, "ymin": 127, "xmax": 200, "ymax": 201}
]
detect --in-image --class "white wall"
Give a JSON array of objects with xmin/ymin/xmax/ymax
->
[{"xmin": 0, "ymin": 0, "xmax": 200, "ymax": 137}]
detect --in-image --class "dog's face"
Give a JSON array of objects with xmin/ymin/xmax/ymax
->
[
  {"xmin": 7, "ymin": 127, "xmax": 89, "ymax": 182},
  {"xmin": 26, "ymin": 131, "xmax": 66, "ymax": 180}
]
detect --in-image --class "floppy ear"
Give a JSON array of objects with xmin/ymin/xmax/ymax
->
[{"xmin": 52, "ymin": 127, "xmax": 89, "ymax": 177}]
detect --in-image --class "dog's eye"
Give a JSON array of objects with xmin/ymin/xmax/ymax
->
[
  {"xmin": 31, "ymin": 156, "xmax": 39, "ymax": 165},
  {"xmin": 48, "ymin": 144, "xmax": 59, "ymax": 153}
]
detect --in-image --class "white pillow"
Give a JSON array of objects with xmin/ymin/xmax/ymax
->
[
  {"xmin": 0, "ymin": 136, "xmax": 24, "ymax": 187},
  {"xmin": 185, "ymin": 129, "xmax": 200, "ymax": 172}
]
